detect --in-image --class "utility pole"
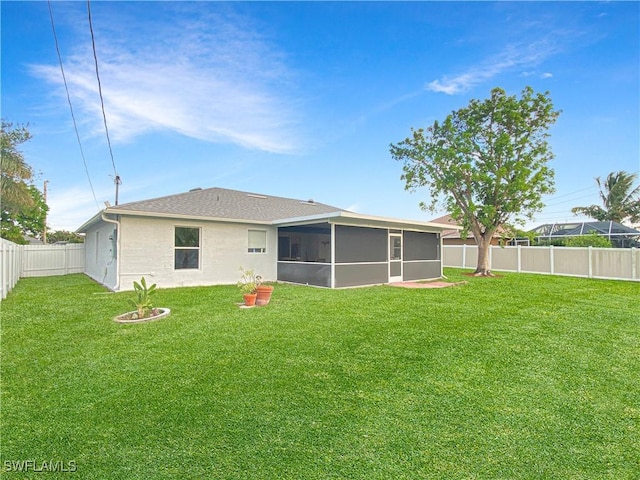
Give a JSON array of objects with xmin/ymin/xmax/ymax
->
[
  {"xmin": 114, "ymin": 175, "xmax": 121, "ymax": 205},
  {"xmin": 43, "ymin": 180, "xmax": 49, "ymax": 244}
]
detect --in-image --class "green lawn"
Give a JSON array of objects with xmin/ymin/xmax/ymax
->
[{"xmin": 1, "ymin": 269, "xmax": 638, "ymax": 479}]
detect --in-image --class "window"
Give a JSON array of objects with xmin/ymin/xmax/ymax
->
[
  {"xmin": 175, "ymin": 227, "xmax": 200, "ymax": 269},
  {"xmin": 248, "ymin": 229, "xmax": 267, "ymax": 253}
]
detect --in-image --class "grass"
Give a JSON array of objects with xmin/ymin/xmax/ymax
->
[{"xmin": 1, "ymin": 269, "xmax": 638, "ymax": 479}]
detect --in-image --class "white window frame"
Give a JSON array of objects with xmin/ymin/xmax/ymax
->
[
  {"xmin": 248, "ymin": 229, "xmax": 267, "ymax": 253},
  {"xmin": 174, "ymin": 226, "xmax": 201, "ymax": 270}
]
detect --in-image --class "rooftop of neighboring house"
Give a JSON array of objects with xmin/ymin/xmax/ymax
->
[
  {"xmin": 530, "ymin": 221, "xmax": 640, "ymax": 237},
  {"xmin": 427, "ymin": 214, "xmax": 511, "ymax": 239}
]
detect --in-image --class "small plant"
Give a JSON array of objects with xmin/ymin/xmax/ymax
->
[
  {"xmin": 130, "ymin": 277, "xmax": 157, "ymax": 319},
  {"xmin": 237, "ymin": 267, "xmax": 261, "ymax": 294}
]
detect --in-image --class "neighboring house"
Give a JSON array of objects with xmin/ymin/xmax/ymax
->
[
  {"xmin": 428, "ymin": 214, "xmax": 520, "ymax": 246},
  {"xmin": 530, "ymin": 221, "xmax": 640, "ymax": 248},
  {"xmin": 76, "ymin": 187, "xmax": 449, "ymax": 290},
  {"xmin": 23, "ymin": 235, "xmax": 43, "ymax": 245}
]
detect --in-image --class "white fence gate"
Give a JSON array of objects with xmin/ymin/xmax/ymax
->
[
  {"xmin": 0, "ymin": 240, "xmax": 86, "ymax": 300},
  {"xmin": 443, "ymin": 245, "xmax": 639, "ymax": 281}
]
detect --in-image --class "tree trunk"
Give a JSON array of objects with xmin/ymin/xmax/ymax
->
[{"xmin": 474, "ymin": 234, "xmax": 493, "ymax": 276}]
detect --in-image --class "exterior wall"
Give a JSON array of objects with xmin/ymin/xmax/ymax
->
[
  {"xmin": 117, "ymin": 216, "xmax": 277, "ymax": 291},
  {"xmin": 83, "ymin": 220, "xmax": 118, "ymax": 289}
]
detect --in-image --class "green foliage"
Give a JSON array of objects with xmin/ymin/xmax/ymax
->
[
  {"xmin": 130, "ymin": 276, "xmax": 157, "ymax": 318},
  {"xmin": 46, "ymin": 230, "xmax": 85, "ymax": 244},
  {"xmin": 1, "ymin": 121, "xmax": 34, "ymax": 213},
  {"xmin": 571, "ymin": 170, "xmax": 640, "ymax": 224},
  {"xmin": 2, "ymin": 271, "xmax": 638, "ymax": 478},
  {"xmin": 563, "ymin": 232, "xmax": 612, "ymax": 248},
  {"xmin": 1, "ymin": 185, "xmax": 49, "ymax": 243},
  {"xmin": 236, "ymin": 266, "xmax": 261, "ymax": 294},
  {"xmin": 390, "ymin": 86, "xmax": 560, "ymax": 273},
  {"xmin": 0, "ymin": 122, "xmax": 49, "ymax": 243}
]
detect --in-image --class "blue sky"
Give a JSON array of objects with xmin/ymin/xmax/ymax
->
[{"xmin": 2, "ymin": 1, "xmax": 639, "ymax": 231}]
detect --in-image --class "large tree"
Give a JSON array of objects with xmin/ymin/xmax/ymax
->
[
  {"xmin": 1, "ymin": 121, "xmax": 49, "ymax": 244},
  {"xmin": 571, "ymin": 171, "xmax": 640, "ymax": 225},
  {"xmin": 1, "ymin": 121, "xmax": 34, "ymax": 213},
  {"xmin": 390, "ymin": 86, "xmax": 560, "ymax": 275},
  {"xmin": 1, "ymin": 185, "xmax": 48, "ymax": 244}
]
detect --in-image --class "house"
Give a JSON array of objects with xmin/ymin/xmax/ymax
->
[
  {"xmin": 428, "ymin": 214, "xmax": 521, "ymax": 246},
  {"xmin": 76, "ymin": 187, "xmax": 449, "ymax": 291},
  {"xmin": 530, "ymin": 221, "xmax": 640, "ymax": 248}
]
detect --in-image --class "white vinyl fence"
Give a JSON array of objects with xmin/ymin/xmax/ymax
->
[
  {"xmin": 1, "ymin": 239, "xmax": 24, "ymax": 300},
  {"xmin": 443, "ymin": 245, "xmax": 639, "ymax": 281},
  {"xmin": 0, "ymin": 240, "xmax": 85, "ymax": 300}
]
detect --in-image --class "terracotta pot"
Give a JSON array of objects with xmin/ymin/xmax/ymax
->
[
  {"xmin": 255, "ymin": 285, "xmax": 274, "ymax": 306},
  {"xmin": 243, "ymin": 293, "xmax": 257, "ymax": 307}
]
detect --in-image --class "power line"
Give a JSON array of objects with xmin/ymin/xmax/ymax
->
[
  {"xmin": 87, "ymin": 0, "xmax": 121, "ymax": 201},
  {"xmin": 47, "ymin": 0, "xmax": 100, "ymax": 210}
]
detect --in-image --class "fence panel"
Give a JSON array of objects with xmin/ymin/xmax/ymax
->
[
  {"xmin": 22, "ymin": 244, "xmax": 85, "ymax": 277},
  {"xmin": 1, "ymin": 242, "xmax": 86, "ymax": 300},
  {"xmin": 443, "ymin": 245, "xmax": 638, "ymax": 281},
  {"xmin": 1, "ymin": 239, "xmax": 24, "ymax": 300}
]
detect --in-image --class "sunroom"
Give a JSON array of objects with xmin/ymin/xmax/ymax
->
[{"xmin": 275, "ymin": 211, "xmax": 443, "ymax": 288}]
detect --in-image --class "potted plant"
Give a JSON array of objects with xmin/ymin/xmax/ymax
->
[
  {"xmin": 255, "ymin": 276, "xmax": 274, "ymax": 306},
  {"xmin": 237, "ymin": 267, "xmax": 258, "ymax": 307},
  {"xmin": 114, "ymin": 277, "xmax": 170, "ymax": 323}
]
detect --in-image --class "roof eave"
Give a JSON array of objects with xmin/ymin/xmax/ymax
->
[
  {"xmin": 111, "ymin": 208, "xmax": 274, "ymax": 225},
  {"xmin": 75, "ymin": 210, "xmax": 106, "ymax": 233},
  {"xmin": 275, "ymin": 211, "xmax": 450, "ymax": 231}
]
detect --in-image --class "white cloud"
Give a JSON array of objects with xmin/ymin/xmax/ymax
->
[
  {"xmin": 31, "ymin": 5, "xmax": 303, "ymax": 154},
  {"xmin": 541, "ymin": 72, "xmax": 554, "ymax": 79},
  {"xmin": 47, "ymin": 186, "xmax": 104, "ymax": 231},
  {"xmin": 426, "ymin": 39, "xmax": 561, "ymax": 95}
]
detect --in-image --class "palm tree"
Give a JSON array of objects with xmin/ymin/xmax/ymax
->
[
  {"xmin": 571, "ymin": 170, "xmax": 640, "ymax": 225},
  {"xmin": 1, "ymin": 121, "xmax": 34, "ymax": 213}
]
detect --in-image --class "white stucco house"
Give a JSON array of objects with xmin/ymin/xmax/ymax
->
[{"xmin": 76, "ymin": 187, "xmax": 448, "ymax": 290}]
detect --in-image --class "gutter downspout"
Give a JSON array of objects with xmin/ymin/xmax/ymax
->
[{"xmin": 101, "ymin": 212, "xmax": 121, "ymax": 291}]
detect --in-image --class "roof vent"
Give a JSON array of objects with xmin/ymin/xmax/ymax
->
[
  {"xmin": 247, "ymin": 193, "xmax": 267, "ymax": 199},
  {"xmin": 189, "ymin": 187, "xmax": 202, "ymax": 192}
]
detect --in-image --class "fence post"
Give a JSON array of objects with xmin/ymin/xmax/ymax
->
[
  {"xmin": 549, "ymin": 245, "xmax": 554, "ymax": 275},
  {"xmin": 489, "ymin": 245, "xmax": 493, "ymax": 270},
  {"xmin": 1, "ymin": 242, "xmax": 6, "ymax": 300},
  {"xmin": 462, "ymin": 244, "xmax": 466, "ymax": 269},
  {"xmin": 588, "ymin": 246, "xmax": 593, "ymax": 278},
  {"xmin": 517, "ymin": 244, "xmax": 522, "ymax": 273},
  {"xmin": 631, "ymin": 248, "xmax": 637, "ymax": 280}
]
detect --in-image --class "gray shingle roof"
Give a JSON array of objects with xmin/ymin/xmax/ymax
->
[{"xmin": 107, "ymin": 187, "xmax": 346, "ymax": 222}]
